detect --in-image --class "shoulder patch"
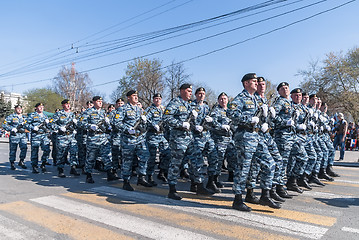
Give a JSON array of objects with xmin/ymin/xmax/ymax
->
[
  {"xmin": 115, "ymin": 114, "xmax": 120, "ymax": 119},
  {"xmin": 164, "ymin": 109, "xmax": 171, "ymax": 115},
  {"xmin": 230, "ymin": 103, "xmax": 237, "ymax": 110}
]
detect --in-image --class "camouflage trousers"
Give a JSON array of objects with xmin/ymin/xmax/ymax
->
[
  {"xmin": 321, "ymin": 133, "xmax": 335, "ymax": 167},
  {"xmin": 121, "ymin": 134, "xmax": 149, "ymax": 180},
  {"xmin": 303, "ymin": 134, "xmax": 318, "ymax": 175},
  {"xmin": 247, "ymin": 133, "xmax": 275, "ymax": 190},
  {"xmin": 212, "ymin": 135, "xmax": 232, "ymax": 176},
  {"xmin": 30, "ymin": 134, "xmax": 51, "ymax": 167},
  {"xmin": 146, "ymin": 133, "xmax": 171, "ymax": 176},
  {"xmin": 85, "ymin": 134, "xmax": 112, "ymax": 173},
  {"xmin": 76, "ymin": 133, "xmax": 87, "ymax": 167},
  {"xmin": 111, "ymin": 134, "xmax": 122, "ymax": 170},
  {"xmin": 56, "ymin": 134, "xmax": 78, "ymax": 168},
  {"xmin": 287, "ymin": 134, "xmax": 308, "ymax": 178},
  {"xmin": 274, "ymin": 132, "xmax": 295, "ymax": 185},
  {"xmin": 309, "ymin": 134, "xmax": 324, "ymax": 174},
  {"xmin": 167, "ymin": 130, "xmax": 193, "ymax": 185},
  {"xmin": 9, "ymin": 135, "xmax": 27, "ymax": 163},
  {"xmin": 232, "ymin": 130, "xmax": 259, "ymax": 195},
  {"xmin": 317, "ymin": 135, "xmax": 328, "ymax": 170},
  {"xmin": 264, "ymin": 133, "xmax": 283, "ymax": 186}
]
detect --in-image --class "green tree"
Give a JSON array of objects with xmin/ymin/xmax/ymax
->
[
  {"xmin": 0, "ymin": 92, "xmax": 12, "ymax": 122},
  {"xmin": 24, "ymin": 88, "xmax": 63, "ymax": 113}
]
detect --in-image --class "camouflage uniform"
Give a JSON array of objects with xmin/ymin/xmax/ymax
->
[
  {"xmin": 163, "ymin": 96, "xmax": 193, "ymax": 186},
  {"xmin": 109, "ymin": 110, "xmax": 121, "ymax": 171},
  {"xmin": 2, "ymin": 113, "xmax": 28, "ymax": 166},
  {"xmin": 113, "ymin": 103, "xmax": 149, "ymax": 180},
  {"xmin": 26, "ymin": 111, "xmax": 51, "ymax": 168},
  {"xmin": 145, "ymin": 104, "xmax": 171, "ymax": 176},
  {"xmin": 51, "ymin": 109, "xmax": 78, "ymax": 169},
  {"xmin": 80, "ymin": 107, "xmax": 113, "ymax": 173}
]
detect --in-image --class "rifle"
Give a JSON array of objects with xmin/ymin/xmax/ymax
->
[
  {"xmin": 12, "ymin": 122, "xmax": 27, "ymax": 136},
  {"xmin": 199, "ymin": 103, "xmax": 218, "ymax": 131}
]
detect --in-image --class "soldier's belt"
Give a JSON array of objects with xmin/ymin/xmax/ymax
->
[
  {"xmin": 59, "ymin": 131, "xmax": 74, "ymax": 136},
  {"xmin": 148, "ymin": 129, "xmax": 164, "ymax": 134},
  {"xmin": 240, "ymin": 126, "xmax": 259, "ymax": 133}
]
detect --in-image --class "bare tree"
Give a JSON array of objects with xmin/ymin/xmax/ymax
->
[
  {"xmin": 165, "ymin": 61, "xmax": 191, "ymax": 101},
  {"xmin": 53, "ymin": 63, "xmax": 92, "ymax": 110}
]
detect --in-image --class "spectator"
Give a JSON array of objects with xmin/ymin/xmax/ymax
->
[{"xmin": 333, "ymin": 113, "xmax": 348, "ymax": 160}]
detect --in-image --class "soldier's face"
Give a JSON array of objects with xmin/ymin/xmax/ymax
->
[
  {"xmin": 309, "ymin": 97, "xmax": 317, "ymax": 106},
  {"xmin": 116, "ymin": 101, "xmax": 124, "ymax": 108},
  {"xmin": 278, "ymin": 86, "xmax": 290, "ymax": 98},
  {"xmin": 153, "ymin": 97, "xmax": 162, "ymax": 107},
  {"xmin": 128, "ymin": 94, "xmax": 138, "ymax": 105},
  {"xmin": 87, "ymin": 103, "xmax": 94, "ymax": 109},
  {"xmin": 291, "ymin": 93, "xmax": 302, "ymax": 104},
  {"xmin": 15, "ymin": 107, "xmax": 22, "ymax": 114},
  {"xmin": 218, "ymin": 95, "xmax": 228, "ymax": 108},
  {"xmin": 36, "ymin": 105, "xmax": 44, "ymax": 113},
  {"xmin": 244, "ymin": 79, "xmax": 257, "ymax": 92},
  {"xmin": 180, "ymin": 88, "xmax": 192, "ymax": 101},
  {"xmin": 195, "ymin": 91, "xmax": 205, "ymax": 102},
  {"xmin": 257, "ymin": 81, "xmax": 266, "ymax": 95},
  {"xmin": 302, "ymin": 95, "xmax": 309, "ymax": 105},
  {"xmin": 63, "ymin": 103, "xmax": 71, "ymax": 111},
  {"xmin": 94, "ymin": 100, "xmax": 103, "ymax": 109}
]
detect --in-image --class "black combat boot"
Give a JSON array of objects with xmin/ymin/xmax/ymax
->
[
  {"xmin": 297, "ymin": 174, "xmax": 312, "ymax": 190},
  {"xmin": 227, "ymin": 171, "xmax": 234, "ymax": 182},
  {"xmin": 112, "ymin": 168, "xmax": 120, "ymax": 179},
  {"xmin": 157, "ymin": 169, "xmax": 168, "ymax": 183},
  {"xmin": 147, "ymin": 175, "xmax": 158, "ymax": 187},
  {"xmin": 18, "ymin": 160, "xmax": 27, "ymax": 169},
  {"xmin": 107, "ymin": 169, "xmax": 120, "ymax": 182},
  {"xmin": 123, "ymin": 179, "xmax": 134, "ymax": 191},
  {"xmin": 326, "ymin": 165, "xmax": 340, "ymax": 177},
  {"xmin": 10, "ymin": 162, "xmax": 16, "ymax": 170},
  {"xmin": 32, "ymin": 166, "xmax": 39, "ymax": 174},
  {"xmin": 70, "ymin": 166, "xmax": 80, "ymax": 176},
  {"xmin": 180, "ymin": 168, "xmax": 190, "ymax": 179},
  {"xmin": 196, "ymin": 182, "xmax": 215, "ymax": 195},
  {"xmin": 190, "ymin": 180, "xmax": 197, "ymax": 192},
  {"xmin": 40, "ymin": 162, "xmax": 47, "ymax": 173},
  {"xmin": 214, "ymin": 175, "xmax": 224, "ymax": 188},
  {"xmin": 206, "ymin": 175, "xmax": 221, "ymax": 193},
  {"xmin": 232, "ymin": 194, "xmax": 251, "ymax": 212},
  {"xmin": 309, "ymin": 173, "xmax": 325, "ymax": 186},
  {"xmin": 318, "ymin": 168, "xmax": 334, "ymax": 181},
  {"xmin": 137, "ymin": 174, "xmax": 152, "ymax": 187},
  {"xmin": 259, "ymin": 189, "xmax": 281, "ymax": 209},
  {"xmin": 286, "ymin": 176, "xmax": 303, "ymax": 193},
  {"xmin": 86, "ymin": 173, "xmax": 95, "ymax": 183},
  {"xmin": 168, "ymin": 184, "xmax": 182, "ymax": 200},
  {"xmin": 245, "ymin": 188, "xmax": 260, "ymax": 204},
  {"xmin": 270, "ymin": 185, "xmax": 285, "ymax": 202},
  {"xmin": 58, "ymin": 167, "xmax": 66, "ymax": 178},
  {"xmin": 276, "ymin": 185, "xmax": 293, "ymax": 199}
]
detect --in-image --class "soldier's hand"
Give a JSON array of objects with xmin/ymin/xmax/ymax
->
[
  {"xmin": 33, "ymin": 126, "xmax": 39, "ymax": 131},
  {"xmin": 195, "ymin": 125, "xmax": 203, "ymax": 132},
  {"xmin": 261, "ymin": 123, "xmax": 269, "ymax": 133},
  {"xmin": 191, "ymin": 110, "xmax": 198, "ymax": 119},
  {"xmin": 128, "ymin": 128, "xmax": 136, "ymax": 135},
  {"xmin": 309, "ymin": 121, "xmax": 316, "ymax": 128},
  {"xmin": 319, "ymin": 115, "xmax": 326, "ymax": 122},
  {"xmin": 330, "ymin": 118, "xmax": 335, "ymax": 125},
  {"xmin": 297, "ymin": 124, "xmax": 306, "ymax": 130},
  {"xmin": 11, "ymin": 128, "xmax": 18, "ymax": 133},
  {"xmin": 105, "ymin": 117, "xmax": 110, "ymax": 124},
  {"xmin": 154, "ymin": 124, "xmax": 160, "ymax": 132},
  {"xmin": 269, "ymin": 107, "xmax": 276, "ymax": 118},
  {"xmin": 326, "ymin": 125, "xmax": 331, "ymax": 132},
  {"xmin": 262, "ymin": 104, "xmax": 268, "ymax": 118},
  {"xmin": 251, "ymin": 116, "xmax": 259, "ymax": 124},
  {"xmin": 286, "ymin": 119, "xmax": 295, "ymax": 126},
  {"xmin": 141, "ymin": 115, "xmax": 147, "ymax": 123},
  {"xmin": 204, "ymin": 116, "xmax": 213, "ymax": 123},
  {"xmin": 320, "ymin": 126, "xmax": 324, "ymax": 132},
  {"xmin": 313, "ymin": 112, "xmax": 319, "ymax": 120},
  {"xmin": 308, "ymin": 108, "xmax": 314, "ymax": 116},
  {"xmin": 73, "ymin": 118, "xmax": 78, "ymax": 124},
  {"xmin": 73, "ymin": 130, "xmax": 77, "ymax": 135},
  {"xmin": 59, "ymin": 126, "xmax": 67, "ymax": 132},
  {"xmin": 294, "ymin": 110, "xmax": 300, "ymax": 119},
  {"xmin": 45, "ymin": 119, "xmax": 50, "ymax": 124},
  {"xmin": 221, "ymin": 124, "xmax": 230, "ymax": 131},
  {"xmin": 182, "ymin": 121, "xmax": 190, "ymax": 130},
  {"xmin": 90, "ymin": 124, "xmax": 98, "ymax": 131}
]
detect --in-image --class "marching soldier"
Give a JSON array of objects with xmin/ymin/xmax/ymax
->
[
  {"xmin": 51, "ymin": 99, "xmax": 79, "ymax": 178},
  {"xmin": 80, "ymin": 96, "xmax": 119, "ymax": 183},
  {"xmin": 113, "ymin": 90, "xmax": 152, "ymax": 191},
  {"xmin": 145, "ymin": 93, "xmax": 171, "ymax": 185},
  {"xmin": 26, "ymin": 103, "xmax": 51, "ymax": 173},
  {"xmin": 2, "ymin": 105, "xmax": 28, "ymax": 170}
]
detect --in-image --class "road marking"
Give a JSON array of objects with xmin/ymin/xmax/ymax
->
[
  {"xmin": 342, "ymin": 227, "xmax": 359, "ymax": 234},
  {"xmin": 302, "ymin": 191, "xmax": 356, "ymax": 201},
  {"xmin": 335, "ymin": 179, "xmax": 359, "ymax": 184},
  {"xmin": 31, "ymin": 195, "xmax": 217, "ymax": 240},
  {"xmin": 324, "ymin": 181, "xmax": 359, "ymax": 188},
  {"xmin": 64, "ymin": 191, "xmax": 296, "ymax": 240},
  {"xmin": 0, "ymin": 214, "xmax": 54, "ymax": 240},
  {"xmin": 0, "ymin": 201, "xmax": 133, "ymax": 240},
  {"xmin": 89, "ymin": 186, "xmax": 332, "ymax": 239}
]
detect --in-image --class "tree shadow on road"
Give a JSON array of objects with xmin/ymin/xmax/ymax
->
[{"xmin": 314, "ymin": 197, "xmax": 359, "ymax": 208}]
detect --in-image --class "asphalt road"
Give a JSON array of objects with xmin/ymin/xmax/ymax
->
[{"xmin": 0, "ymin": 142, "xmax": 358, "ymax": 240}]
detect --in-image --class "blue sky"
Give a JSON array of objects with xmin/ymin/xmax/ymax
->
[{"xmin": 0, "ymin": 0, "xmax": 358, "ymax": 102}]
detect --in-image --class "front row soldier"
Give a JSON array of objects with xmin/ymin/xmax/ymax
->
[
  {"xmin": 2, "ymin": 105, "xmax": 28, "ymax": 170},
  {"xmin": 228, "ymin": 73, "xmax": 280, "ymax": 212},
  {"xmin": 51, "ymin": 99, "xmax": 80, "ymax": 178},
  {"xmin": 113, "ymin": 90, "xmax": 152, "ymax": 191},
  {"xmin": 26, "ymin": 103, "xmax": 51, "ymax": 174},
  {"xmin": 80, "ymin": 96, "xmax": 119, "ymax": 183}
]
